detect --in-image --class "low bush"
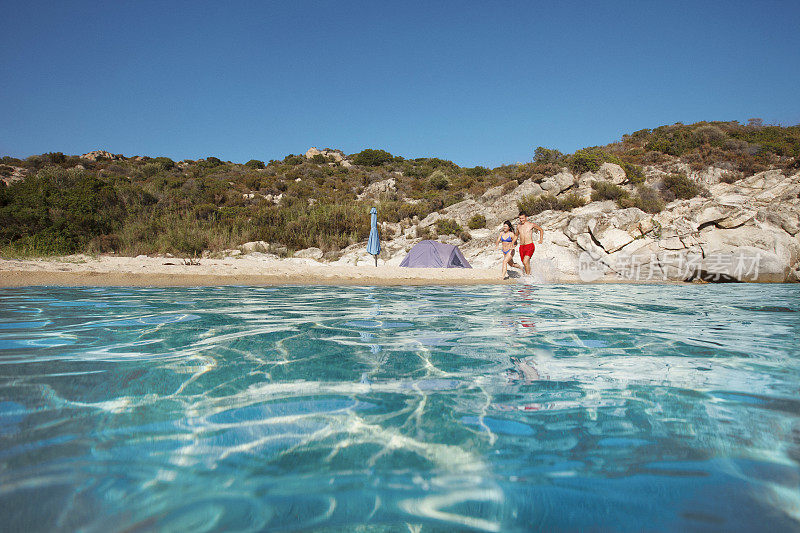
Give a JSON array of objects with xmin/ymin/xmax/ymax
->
[
  {"xmin": 352, "ymin": 149, "xmax": 394, "ymax": 166},
  {"xmin": 533, "ymin": 146, "xmax": 564, "ymax": 164},
  {"xmin": 465, "ymin": 166, "xmax": 490, "ymax": 177},
  {"xmin": 518, "ymin": 194, "xmax": 558, "ymax": 215},
  {"xmin": 141, "ymin": 162, "xmax": 164, "ymax": 177},
  {"xmin": 591, "ymin": 181, "xmax": 629, "ymax": 202},
  {"xmin": 517, "ymin": 193, "xmax": 587, "ymax": 215},
  {"xmin": 416, "ymin": 224, "xmax": 433, "ymax": 239},
  {"xmin": 567, "ymin": 148, "xmax": 622, "ymax": 174},
  {"xmin": 622, "ymin": 162, "xmax": 645, "ymax": 183},
  {"xmin": 558, "ymin": 192, "xmax": 588, "ymax": 210},
  {"xmin": 662, "ymin": 173, "xmax": 701, "ymax": 200},
  {"xmin": 467, "ymin": 214, "xmax": 486, "ymax": 229},
  {"xmin": 619, "ymin": 185, "xmax": 665, "ymax": 213},
  {"xmin": 501, "ymin": 180, "xmax": 517, "ymax": 194},
  {"xmin": 428, "ymin": 170, "xmax": 449, "ymax": 190},
  {"xmin": 435, "ymin": 218, "xmax": 462, "ymax": 235},
  {"xmin": 282, "ymin": 155, "xmax": 304, "ymax": 166},
  {"xmin": 152, "ymin": 157, "xmax": 175, "ymax": 170},
  {"xmin": 245, "ymin": 159, "xmax": 265, "ymax": 169}
]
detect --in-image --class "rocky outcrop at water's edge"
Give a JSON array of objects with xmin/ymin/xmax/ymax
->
[{"xmin": 324, "ymin": 166, "xmax": 800, "ymax": 283}]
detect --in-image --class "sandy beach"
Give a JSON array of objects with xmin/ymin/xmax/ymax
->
[{"xmin": 0, "ymin": 254, "xmax": 521, "ymax": 287}]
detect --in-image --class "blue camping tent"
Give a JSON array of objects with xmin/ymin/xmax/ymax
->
[{"xmin": 399, "ymin": 240, "xmax": 472, "ymax": 268}]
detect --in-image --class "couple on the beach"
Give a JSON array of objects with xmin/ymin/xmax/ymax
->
[{"xmin": 496, "ymin": 211, "xmax": 544, "ymax": 279}]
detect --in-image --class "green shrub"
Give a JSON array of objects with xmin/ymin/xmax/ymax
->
[
  {"xmin": 517, "ymin": 193, "xmax": 587, "ymax": 215},
  {"xmin": 530, "ymin": 161, "xmax": 563, "ymax": 177},
  {"xmin": 644, "ymin": 125, "xmax": 696, "ymax": 156},
  {"xmin": 194, "ymin": 203, "xmax": 217, "ymax": 220},
  {"xmin": 533, "ymin": 146, "xmax": 564, "ymax": 164},
  {"xmin": 245, "ymin": 159, "xmax": 265, "ymax": 169},
  {"xmin": 160, "ymin": 221, "xmax": 208, "ymax": 256},
  {"xmin": 622, "ymin": 162, "xmax": 645, "ymax": 183},
  {"xmin": 730, "ymin": 125, "xmax": 800, "ymax": 158},
  {"xmin": 591, "ymin": 181, "xmax": 630, "ymax": 202},
  {"xmin": 376, "ymin": 200, "xmax": 430, "ymax": 223},
  {"xmin": 141, "ymin": 162, "xmax": 164, "ymax": 177},
  {"xmin": 310, "ymin": 154, "xmax": 327, "ymax": 164},
  {"xmin": 0, "ymin": 166, "xmax": 123, "ymax": 255},
  {"xmin": 152, "ymin": 157, "xmax": 175, "ymax": 170},
  {"xmin": 662, "ymin": 173, "xmax": 700, "ymax": 200},
  {"xmin": 568, "ymin": 149, "xmax": 613, "ymax": 174},
  {"xmin": 465, "ymin": 166, "xmax": 490, "ymax": 177},
  {"xmin": 691, "ymin": 125, "xmax": 727, "ymax": 146},
  {"xmin": 43, "ymin": 152, "xmax": 67, "ymax": 166},
  {"xmin": 435, "ymin": 218, "xmax": 462, "ymax": 235},
  {"xmin": 619, "ymin": 185, "xmax": 665, "ymax": 213},
  {"xmin": 467, "ymin": 214, "xmax": 486, "ymax": 229},
  {"xmin": 518, "ymin": 194, "xmax": 559, "ymax": 215},
  {"xmin": 416, "ymin": 224, "xmax": 433, "ymax": 240},
  {"xmin": 250, "ymin": 202, "xmax": 369, "ymax": 252},
  {"xmin": 283, "ymin": 155, "xmax": 304, "ymax": 165},
  {"xmin": 218, "ymin": 206, "xmax": 249, "ymax": 220},
  {"xmin": 558, "ymin": 192, "xmax": 589, "ymax": 210},
  {"xmin": 428, "ymin": 170, "xmax": 449, "ymax": 190},
  {"xmin": 352, "ymin": 149, "xmax": 394, "ymax": 166}
]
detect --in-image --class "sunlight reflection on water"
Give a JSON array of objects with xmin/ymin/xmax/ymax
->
[{"xmin": 0, "ymin": 284, "xmax": 799, "ymax": 531}]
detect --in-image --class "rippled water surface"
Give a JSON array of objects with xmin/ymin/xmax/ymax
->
[{"xmin": 1, "ymin": 284, "xmax": 799, "ymax": 532}]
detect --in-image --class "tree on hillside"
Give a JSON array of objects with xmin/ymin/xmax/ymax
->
[
  {"xmin": 533, "ymin": 146, "xmax": 564, "ymax": 164},
  {"xmin": 352, "ymin": 149, "xmax": 394, "ymax": 166}
]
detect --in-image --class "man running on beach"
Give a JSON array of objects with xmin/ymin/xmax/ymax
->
[{"xmin": 516, "ymin": 211, "xmax": 544, "ymax": 275}]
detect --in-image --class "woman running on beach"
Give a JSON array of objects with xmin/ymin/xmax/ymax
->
[{"xmin": 496, "ymin": 220, "xmax": 521, "ymax": 279}]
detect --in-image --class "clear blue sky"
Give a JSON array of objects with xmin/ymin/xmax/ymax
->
[{"xmin": 2, "ymin": 0, "xmax": 799, "ymax": 167}]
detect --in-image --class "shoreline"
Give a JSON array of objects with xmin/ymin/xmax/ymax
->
[
  {"xmin": 0, "ymin": 270, "xmax": 517, "ymax": 287},
  {"xmin": 1, "ymin": 256, "xmax": 787, "ymax": 287},
  {"xmin": 0, "ymin": 256, "xmax": 515, "ymax": 287}
]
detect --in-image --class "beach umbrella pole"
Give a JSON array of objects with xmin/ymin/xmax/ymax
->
[{"xmin": 367, "ymin": 207, "xmax": 381, "ymax": 268}]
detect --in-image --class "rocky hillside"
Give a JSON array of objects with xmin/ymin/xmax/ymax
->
[
  {"xmin": 1, "ymin": 120, "xmax": 798, "ymax": 281},
  {"xmin": 358, "ymin": 165, "xmax": 799, "ymax": 282}
]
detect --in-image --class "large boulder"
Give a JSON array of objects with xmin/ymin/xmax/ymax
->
[
  {"xmin": 540, "ymin": 171, "xmax": 575, "ymax": 194},
  {"xmin": 81, "ymin": 150, "xmax": 121, "ymax": 161},
  {"xmin": 240, "ymin": 241, "xmax": 269, "ymax": 253},
  {"xmin": 358, "ymin": 178, "xmax": 396, "ymax": 200},
  {"xmin": 305, "ymin": 147, "xmax": 344, "ymax": 163},
  {"xmin": 294, "ymin": 247, "xmax": 324, "ymax": 260},
  {"xmin": 596, "ymin": 163, "xmax": 626, "ymax": 184}
]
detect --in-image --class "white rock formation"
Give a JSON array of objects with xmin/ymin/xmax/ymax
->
[
  {"xmin": 293, "ymin": 247, "xmax": 324, "ymax": 260},
  {"xmin": 240, "ymin": 241, "xmax": 269, "ymax": 254},
  {"xmin": 80, "ymin": 150, "xmax": 121, "ymax": 161},
  {"xmin": 378, "ymin": 168, "xmax": 800, "ymax": 282},
  {"xmin": 358, "ymin": 178, "xmax": 396, "ymax": 200}
]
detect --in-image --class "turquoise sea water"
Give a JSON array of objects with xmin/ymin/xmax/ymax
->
[{"xmin": 1, "ymin": 284, "xmax": 799, "ymax": 532}]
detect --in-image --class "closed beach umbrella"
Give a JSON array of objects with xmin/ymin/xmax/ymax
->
[{"xmin": 367, "ymin": 207, "xmax": 380, "ymax": 266}]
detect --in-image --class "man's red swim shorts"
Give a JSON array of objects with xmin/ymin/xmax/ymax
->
[{"xmin": 519, "ymin": 243, "xmax": 535, "ymax": 259}]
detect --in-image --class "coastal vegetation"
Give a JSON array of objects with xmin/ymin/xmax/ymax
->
[
  {"xmin": 1, "ymin": 120, "xmax": 797, "ymax": 257},
  {"xmin": 517, "ymin": 193, "xmax": 587, "ymax": 216}
]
